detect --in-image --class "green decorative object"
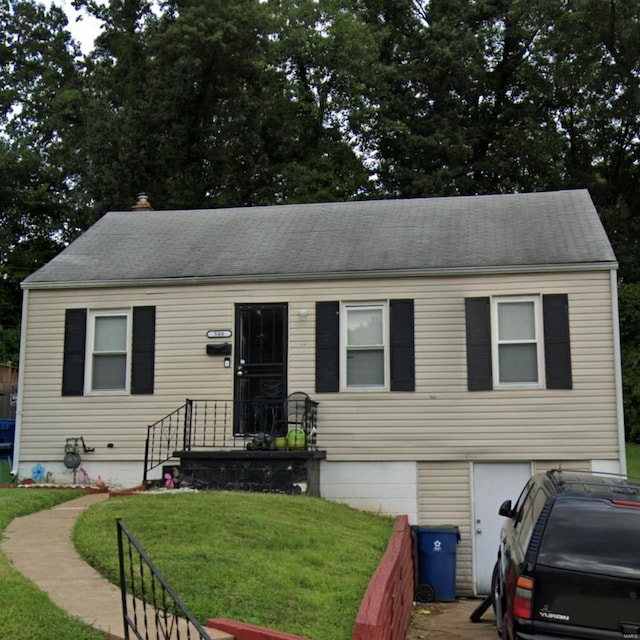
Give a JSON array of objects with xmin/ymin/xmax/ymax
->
[{"xmin": 287, "ymin": 428, "xmax": 306, "ymax": 450}]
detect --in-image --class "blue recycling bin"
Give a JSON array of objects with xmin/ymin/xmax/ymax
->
[
  {"xmin": 412, "ymin": 525, "xmax": 460, "ymax": 602},
  {"xmin": 0, "ymin": 419, "xmax": 15, "ymax": 457},
  {"xmin": 0, "ymin": 419, "xmax": 15, "ymax": 445}
]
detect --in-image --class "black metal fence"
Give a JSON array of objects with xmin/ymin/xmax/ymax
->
[
  {"xmin": 117, "ymin": 518, "xmax": 211, "ymax": 640},
  {"xmin": 143, "ymin": 395, "xmax": 319, "ymax": 484}
]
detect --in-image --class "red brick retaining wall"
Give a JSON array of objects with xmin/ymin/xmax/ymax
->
[
  {"xmin": 207, "ymin": 515, "xmax": 414, "ymax": 640},
  {"xmin": 207, "ymin": 619, "xmax": 309, "ymax": 640},
  {"xmin": 353, "ymin": 515, "xmax": 414, "ymax": 640}
]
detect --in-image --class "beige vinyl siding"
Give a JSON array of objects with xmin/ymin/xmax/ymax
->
[
  {"xmin": 417, "ymin": 462, "xmax": 473, "ymax": 594},
  {"xmin": 417, "ymin": 461, "xmax": 596, "ymax": 596},
  {"xmin": 19, "ymin": 269, "xmax": 619, "ymax": 464},
  {"xmin": 310, "ymin": 271, "xmax": 619, "ymax": 462}
]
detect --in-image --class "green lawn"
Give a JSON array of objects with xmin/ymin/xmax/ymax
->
[
  {"xmin": 627, "ymin": 442, "xmax": 640, "ymax": 476},
  {"xmin": 74, "ymin": 491, "xmax": 394, "ymax": 640},
  {"xmin": 0, "ymin": 489, "xmax": 107, "ymax": 640},
  {"xmin": 0, "ymin": 458, "xmax": 11, "ymax": 485},
  {"xmin": 4, "ymin": 448, "xmax": 639, "ymax": 640}
]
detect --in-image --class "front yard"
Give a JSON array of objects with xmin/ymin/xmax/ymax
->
[
  {"xmin": 1, "ymin": 444, "xmax": 638, "ymax": 640},
  {"xmin": 73, "ymin": 491, "xmax": 395, "ymax": 640}
]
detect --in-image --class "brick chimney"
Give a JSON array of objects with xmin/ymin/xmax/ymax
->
[{"xmin": 132, "ymin": 193, "xmax": 153, "ymax": 210}]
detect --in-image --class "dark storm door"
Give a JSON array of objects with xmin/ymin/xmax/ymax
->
[{"xmin": 234, "ymin": 303, "xmax": 288, "ymax": 435}]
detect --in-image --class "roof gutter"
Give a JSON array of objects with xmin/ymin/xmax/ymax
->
[{"xmin": 21, "ymin": 261, "xmax": 619, "ymax": 290}]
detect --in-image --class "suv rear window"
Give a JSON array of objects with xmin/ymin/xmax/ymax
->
[{"xmin": 537, "ymin": 497, "xmax": 640, "ymax": 579}]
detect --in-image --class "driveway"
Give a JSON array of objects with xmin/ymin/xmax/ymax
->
[{"xmin": 405, "ymin": 598, "xmax": 497, "ymax": 640}]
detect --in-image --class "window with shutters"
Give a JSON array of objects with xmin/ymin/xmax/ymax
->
[
  {"xmin": 86, "ymin": 310, "xmax": 130, "ymax": 393},
  {"xmin": 465, "ymin": 294, "xmax": 572, "ymax": 392},
  {"xmin": 316, "ymin": 299, "xmax": 414, "ymax": 393},
  {"xmin": 492, "ymin": 296, "xmax": 544, "ymax": 387},
  {"xmin": 340, "ymin": 302, "xmax": 388, "ymax": 390},
  {"xmin": 62, "ymin": 306, "xmax": 155, "ymax": 396}
]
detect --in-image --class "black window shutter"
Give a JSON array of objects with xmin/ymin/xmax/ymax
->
[
  {"xmin": 543, "ymin": 294, "xmax": 572, "ymax": 389},
  {"xmin": 131, "ymin": 306, "xmax": 156, "ymax": 395},
  {"xmin": 390, "ymin": 299, "xmax": 415, "ymax": 391},
  {"xmin": 316, "ymin": 301, "xmax": 339, "ymax": 393},
  {"xmin": 62, "ymin": 309, "xmax": 87, "ymax": 396},
  {"xmin": 465, "ymin": 297, "xmax": 492, "ymax": 391}
]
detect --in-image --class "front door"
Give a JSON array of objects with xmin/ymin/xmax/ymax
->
[
  {"xmin": 234, "ymin": 304, "xmax": 287, "ymax": 436},
  {"xmin": 472, "ymin": 462, "xmax": 532, "ymax": 594}
]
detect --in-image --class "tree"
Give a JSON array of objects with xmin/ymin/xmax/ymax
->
[
  {"xmin": 0, "ymin": 0, "xmax": 83, "ymax": 364},
  {"xmin": 264, "ymin": 0, "xmax": 390, "ymax": 202},
  {"xmin": 618, "ymin": 283, "xmax": 640, "ymax": 442},
  {"xmin": 539, "ymin": 0, "xmax": 640, "ymax": 282},
  {"xmin": 71, "ymin": 0, "xmax": 383, "ymax": 211},
  {"xmin": 4, "ymin": 0, "xmax": 640, "ymax": 402},
  {"xmin": 366, "ymin": 0, "xmax": 572, "ymax": 196},
  {"xmin": 0, "ymin": 140, "xmax": 73, "ymax": 364}
]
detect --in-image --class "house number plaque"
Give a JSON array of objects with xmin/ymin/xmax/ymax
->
[{"xmin": 207, "ymin": 330, "xmax": 232, "ymax": 338}]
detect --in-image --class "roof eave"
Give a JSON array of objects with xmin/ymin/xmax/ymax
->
[{"xmin": 21, "ymin": 261, "xmax": 619, "ymax": 290}]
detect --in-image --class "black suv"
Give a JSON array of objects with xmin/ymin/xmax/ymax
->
[{"xmin": 493, "ymin": 468, "xmax": 640, "ymax": 640}]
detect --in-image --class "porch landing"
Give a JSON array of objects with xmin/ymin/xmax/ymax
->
[{"xmin": 175, "ymin": 449, "xmax": 326, "ymax": 495}]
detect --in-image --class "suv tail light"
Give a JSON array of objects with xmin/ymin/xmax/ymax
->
[
  {"xmin": 611, "ymin": 499, "xmax": 640, "ymax": 508},
  {"xmin": 514, "ymin": 576, "xmax": 534, "ymax": 619}
]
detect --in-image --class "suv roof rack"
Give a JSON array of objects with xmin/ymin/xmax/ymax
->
[{"xmin": 545, "ymin": 468, "xmax": 640, "ymax": 500}]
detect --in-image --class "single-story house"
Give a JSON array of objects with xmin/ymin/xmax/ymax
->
[{"xmin": 14, "ymin": 189, "xmax": 624, "ymax": 596}]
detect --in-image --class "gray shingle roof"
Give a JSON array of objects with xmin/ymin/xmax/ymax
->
[{"xmin": 23, "ymin": 189, "xmax": 617, "ymax": 288}]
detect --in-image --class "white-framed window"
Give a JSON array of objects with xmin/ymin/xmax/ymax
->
[
  {"xmin": 85, "ymin": 310, "xmax": 130, "ymax": 393},
  {"xmin": 492, "ymin": 296, "xmax": 544, "ymax": 387},
  {"xmin": 340, "ymin": 301, "xmax": 389, "ymax": 390}
]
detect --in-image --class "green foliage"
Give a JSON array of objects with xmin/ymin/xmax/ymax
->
[
  {"xmin": 71, "ymin": 0, "xmax": 378, "ymax": 212},
  {"xmin": 0, "ymin": 1, "xmax": 84, "ymax": 362},
  {"xmin": 4, "ymin": 0, "xmax": 640, "ymax": 251},
  {"xmin": 0, "ymin": 141, "xmax": 69, "ymax": 364},
  {"xmin": 4, "ymin": 0, "xmax": 640, "ymax": 374},
  {"xmin": 75, "ymin": 491, "xmax": 394, "ymax": 640},
  {"xmin": 619, "ymin": 283, "xmax": 640, "ymax": 442},
  {"xmin": 0, "ymin": 489, "xmax": 105, "ymax": 640},
  {"xmin": 627, "ymin": 443, "xmax": 640, "ymax": 477},
  {"xmin": 372, "ymin": 0, "xmax": 587, "ymax": 197}
]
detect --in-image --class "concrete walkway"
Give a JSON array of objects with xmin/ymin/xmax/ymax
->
[
  {"xmin": 1, "ymin": 492, "xmax": 233, "ymax": 640},
  {"xmin": 406, "ymin": 599, "xmax": 497, "ymax": 640}
]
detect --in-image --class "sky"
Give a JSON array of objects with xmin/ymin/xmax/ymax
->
[{"xmin": 51, "ymin": 0, "xmax": 102, "ymax": 54}]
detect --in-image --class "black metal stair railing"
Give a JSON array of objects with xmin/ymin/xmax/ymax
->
[
  {"xmin": 143, "ymin": 402, "xmax": 189, "ymax": 485},
  {"xmin": 143, "ymin": 399, "xmax": 238, "ymax": 484},
  {"xmin": 143, "ymin": 395, "xmax": 319, "ymax": 483},
  {"xmin": 117, "ymin": 518, "xmax": 211, "ymax": 640}
]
